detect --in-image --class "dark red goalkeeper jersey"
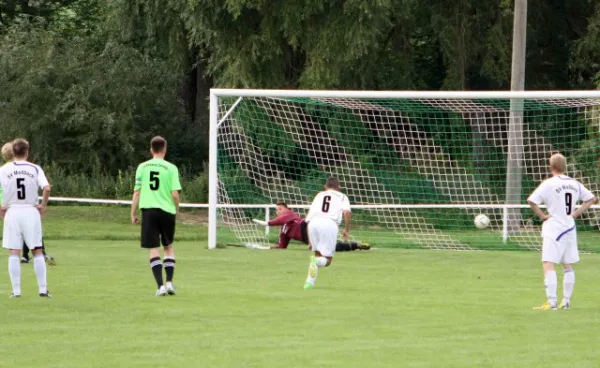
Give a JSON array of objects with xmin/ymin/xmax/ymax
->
[{"xmin": 268, "ymin": 210, "xmax": 306, "ymax": 248}]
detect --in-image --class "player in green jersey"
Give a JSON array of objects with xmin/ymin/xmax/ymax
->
[{"xmin": 130, "ymin": 136, "xmax": 182, "ymax": 296}]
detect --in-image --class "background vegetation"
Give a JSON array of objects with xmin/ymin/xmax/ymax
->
[{"xmin": 2, "ymin": 0, "xmax": 600, "ymax": 198}]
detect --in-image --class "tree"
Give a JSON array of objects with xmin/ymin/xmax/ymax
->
[{"xmin": 0, "ymin": 12, "xmax": 197, "ymax": 174}]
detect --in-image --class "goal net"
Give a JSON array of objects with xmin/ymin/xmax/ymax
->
[{"xmin": 208, "ymin": 90, "xmax": 600, "ymax": 251}]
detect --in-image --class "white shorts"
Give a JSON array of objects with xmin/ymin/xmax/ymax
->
[
  {"xmin": 308, "ymin": 219, "xmax": 339, "ymax": 257},
  {"xmin": 541, "ymin": 231, "xmax": 579, "ymax": 264},
  {"xmin": 2, "ymin": 207, "xmax": 43, "ymax": 250}
]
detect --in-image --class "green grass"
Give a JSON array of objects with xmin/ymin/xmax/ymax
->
[{"xmin": 1, "ymin": 206, "xmax": 600, "ymax": 367}]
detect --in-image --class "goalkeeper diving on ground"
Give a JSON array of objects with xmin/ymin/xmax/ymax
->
[{"xmin": 252, "ymin": 202, "xmax": 370, "ymax": 251}]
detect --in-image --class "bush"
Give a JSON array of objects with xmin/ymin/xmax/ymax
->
[
  {"xmin": 0, "ymin": 17, "xmax": 202, "ymax": 176},
  {"xmin": 45, "ymin": 164, "xmax": 209, "ymax": 202}
]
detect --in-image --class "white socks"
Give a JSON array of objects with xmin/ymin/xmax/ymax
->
[
  {"xmin": 315, "ymin": 257, "xmax": 328, "ymax": 267},
  {"xmin": 544, "ymin": 269, "xmax": 575, "ymax": 306},
  {"xmin": 33, "ymin": 254, "xmax": 47, "ymax": 294},
  {"xmin": 544, "ymin": 270, "xmax": 558, "ymax": 305},
  {"xmin": 305, "ymin": 261, "xmax": 319, "ymax": 285},
  {"xmin": 305, "ymin": 257, "xmax": 329, "ymax": 286},
  {"xmin": 8, "ymin": 255, "xmax": 21, "ymax": 295},
  {"xmin": 8, "ymin": 254, "xmax": 48, "ymax": 296},
  {"xmin": 563, "ymin": 269, "xmax": 575, "ymax": 302}
]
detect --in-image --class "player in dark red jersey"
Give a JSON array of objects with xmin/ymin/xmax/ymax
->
[{"xmin": 253, "ymin": 202, "xmax": 370, "ymax": 251}]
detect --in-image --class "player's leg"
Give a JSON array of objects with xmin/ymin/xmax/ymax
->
[
  {"xmin": 21, "ymin": 242, "xmax": 30, "ymax": 263},
  {"xmin": 335, "ymin": 240, "xmax": 370, "ymax": 251},
  {"xmin": 22, "ymin": 208, "xmax": 50, "ymax": 297},
  {"xmin": 163, "ymin": 246, "xmax": 176, "ymax": 295},
  {"xmin": 42, "ymin": 238, "xmax": 57, "ymax": 266},
  {"xmin": 560, "ymin": 265, "xmax": 574, "ymax": 309},
  {"xmin": 304, "ymin": 221, "xmax": 336, "ymax": 289},
  {"xmin": 141, "ymin": 209, "xmax": 166, "ymax": 296},
  {"xmin": 149, "ymin": 247, "xmax": 166, "ymax": 296},
  {"xmin": 4, "ymin": 210, "xmax": 23, "ymax": 297},
  {"xmin": 31, "ymin": 248, "xmax": 50, "ymax": 297},
  {"xmin": 159, "ymin": 210, "xmax": 176, "ymax": 295},
  {"xmin": 335, "ymin": 241, "xmax": 352, "ymax": 252},
  {"xmin": 7, "ymin": 249, "xmax": 22, "ymax": 297},
  {"xmin": 534, "ymin": 237, "xmax": 559, "ymax": 310},
  {"xmin": 304, "ymin": 223, "xmax": 321, "ymax": 289},
  {"xmin": 560, "ymin": 234, "xmax": 578, "ymax": 310}
]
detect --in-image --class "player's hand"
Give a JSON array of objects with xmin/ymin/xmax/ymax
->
[
  {"xmin": 307, "ymin": 243, "xmax": 312, "ymax": 250},
  {"xmin": 542, "ymin": 215, "xmax": 552, "ymax": 221},
  {"xmin": 0, "ymin": 207, "xmax": 6, "ymax": 219},
  {"xmin": 252, "ymin": 219, "xmax": 268, "ymax": 226},
  {"xmin": 36, "ymin": 205, "xmax": 46, "ymax": 217},
  {"xmin": 342, "ymin": 230, "xmax": 349, "ymax": 241},
  {"xmin": 131, "ymin": 215, "xmax": 139, "ymax": 225}
]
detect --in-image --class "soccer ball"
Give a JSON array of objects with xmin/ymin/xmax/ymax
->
[{"xmin": 474, "ymin": 214, "xmax": 490, "ymax": 229}]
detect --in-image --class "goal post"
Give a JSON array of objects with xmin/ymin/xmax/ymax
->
[{"xmin": 208, "ymin": 89, "xmax": 600, "ymax": 250}]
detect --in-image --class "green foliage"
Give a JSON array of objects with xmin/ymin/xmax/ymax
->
[
  {"xmin": 2, "ymin": 0, "xmax": 600, "ymax": 209},
  {"xmin": 123, "ymin": 0, "xmax": 600, "ymax": 92},
  {"xmin": 0, "ymin": 14, "xmax": 200, "ymax": 175},
  {"xmin": 571, "ymin": 2, "xmax": 600, "ymax": 88},
  {"xmin": 45, "ymin": 165, "xmax": 209, "ymax": 203}
]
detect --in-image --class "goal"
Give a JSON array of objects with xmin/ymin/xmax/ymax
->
[{"xmin": 208, "ymin": 90, "xmax": 600, "ymax": 251}]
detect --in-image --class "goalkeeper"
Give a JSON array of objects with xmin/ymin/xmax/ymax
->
[{"xmin": 253, "ymin": 202, "xmax": 370, "ymax": 251}]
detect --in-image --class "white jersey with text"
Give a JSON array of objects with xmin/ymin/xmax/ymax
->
[
  {"xmin": 527, "ymin": 175, "xmax": 595, "ymax": 240},
  {"xmin": 0, "ymin": 161, "xmax": 49, "ymax": 208},
  {"xmin": 305, "ymin": 189, "xmax": 351, "ymax": 225}
]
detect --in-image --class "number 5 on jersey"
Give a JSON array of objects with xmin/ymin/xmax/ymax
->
[
  {"xmin": 150, "ymin": 171, "xmax": 160, "ymax": 190},
  {"xmin": 16, "ymin": 178, "xmax": 26, "ymax": 199}
]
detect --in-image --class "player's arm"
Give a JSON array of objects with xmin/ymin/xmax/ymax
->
[
  {"xmin": 37, "ymin": 167, "xmax": 51, "ymax": 216},
  {"xmin": 255, "ymin": 209, "xmax": 299, "ymax": 226},
  {"xmin": 0, "ymin": 172, "xmax": 4, "ymax": 217},
  {"xmin": 171, "ymin": 166, "xmax": 182, "ymax": 215},
  {"xmin": 254, "ymin": 213, "xmax": 283, "ymax": 227},
  {"xmin": 131, "ymin": 190, "xmax": 140, "ymax": 224},
  {"xmin": 572, "ymin": 197, "xmax": 597, "ymax": 219},
  {"xmin": 342, "ymin": 195, "xmax": 351, "ymax": 240},
  {"xmin": 267, "ymin": 211, "xmax": 296, "ymax": 226},
  {"xmin": 527, "ymin": 184, "xmax": 549, "ymax": 221},
  {"xmin": 342, "ymin": 210, "xmax": 352, "ymax": 240},
  {"xmin": 131, "ymin": 165, "xmax": 144, "ymax": 224},
  {"xmin": 527, "ymin": 201, "xmax": 550, "ymax": 221},
  {"xmin": 171, "ymin": 190, "xmax": 180, "ymax": 214},
  {"xmin": 39, "ymin": 184, "xmax": 51, "ymax": 215},
  {"xmin": 278, "ymin": 232, "xmax": 291, "ymax": 249}
]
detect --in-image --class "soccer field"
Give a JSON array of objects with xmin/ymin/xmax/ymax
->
[{"xmin": 1, "ymin": 207, "xmax": 600, "ymax": 367}]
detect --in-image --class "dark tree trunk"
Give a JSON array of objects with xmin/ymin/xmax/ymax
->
[{"xmin": 194, "ymin": 57, "xmax": 212, "ymax": 162}]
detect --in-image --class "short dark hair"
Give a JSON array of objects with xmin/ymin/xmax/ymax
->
[
  {"xmin": 275, "ymin": 202, "xmax": 288, "ymax": 208},
  {"xmin": 12, "ymin": 138, "xmax": 29, "ymax": 158},
  {"xmin": 151, "ymin": 136, "xmax": 167, "ymax": 153},
  {"xmin": 325, "ymin": 177, "xmax": 340, "ymax": 190}
]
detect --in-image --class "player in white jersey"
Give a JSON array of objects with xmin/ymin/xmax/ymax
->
[
  {"xmin": 527, "ymin": 153, "xmax": 596, "ymax": 310},
  {"xmin": 1, "ymin": 141, "xmax": 56, "ymax": 265},
  {"xmin": 0, "ymin": 139, "xmax": 52, "ymax": 298},
  {"xmin": 303, "ymin": 177, "xmax": 351, "ymax": 290}
]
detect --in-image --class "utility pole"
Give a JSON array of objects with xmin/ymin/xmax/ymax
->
[{"xmin": 503, "ymin": 0, "xmax": 527, "ymax": 242}]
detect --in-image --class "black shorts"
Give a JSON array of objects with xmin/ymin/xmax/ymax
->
[
  {"xmin": 141, "ymin": 208, "xmax": 176, "ymax": 248},
  {"xmin": 301, "ymin": 221, "xmax": 308, "ymax": 244}
]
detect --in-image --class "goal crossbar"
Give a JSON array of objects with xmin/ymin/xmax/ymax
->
[{"xmin": 211, "ymin": 89, "xmax": 600, "ymax": 99}]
